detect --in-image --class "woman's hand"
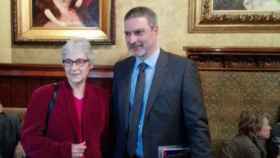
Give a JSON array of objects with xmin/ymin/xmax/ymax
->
[{"xmin": 71, "ymin": 141, "xmax": 87, "ymax": 158}]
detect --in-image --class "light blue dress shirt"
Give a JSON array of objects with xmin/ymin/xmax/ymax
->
[{"xmin": 129, "ymin": 48, "xmax": 160, "ymax": 157}]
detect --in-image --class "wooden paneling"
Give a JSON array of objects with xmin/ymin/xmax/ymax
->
[{"xmin": 0, "ymin": 64, "xmax": 113, "ymax": 107}]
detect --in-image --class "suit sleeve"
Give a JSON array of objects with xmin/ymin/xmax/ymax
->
[
  {"xmin": 182, "ymin": 60, "xmax": 212, "ymax": 158},
  {"xmin": 21, "ymin": 86, "xmax": 71, "ymax": 158},
  {"xmin": 111, "ymin": 63, "xmax": 119, "ymax": 152}
]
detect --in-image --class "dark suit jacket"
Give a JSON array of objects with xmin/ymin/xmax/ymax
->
[
  {"xmin": 21, "ymin": 80, "xmax": 110, "ymax": 158},
  {"xmin": 112, "ymin": 50, "xmax": 212, "ymax": 158},
  {"xmin": 0, "ymin": 112, "xmax": 20, "ymax": 158},
  {"xmin": 220, "ymin": 135, "xmax": 267, "ymax": 158},
  {"xmin": 268, "ymin": 123, "xmax": 280, "ymax": 158}
]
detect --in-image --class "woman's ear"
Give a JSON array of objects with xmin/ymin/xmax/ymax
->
[
  {"xmin": 75, "ymin": 0, "xmax": 83, "ymax": 8},
  {"xmin": 89, "ymin": 63, "xmax": 94, "ymax": 69}
]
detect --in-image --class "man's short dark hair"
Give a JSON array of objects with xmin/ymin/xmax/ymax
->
[{"xmin": 124, "ymin": 6, "xmax": 158, "ymax": 27}]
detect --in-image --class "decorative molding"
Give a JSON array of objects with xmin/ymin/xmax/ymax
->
[
  {"xmin": 189, "ymin": 0, "xmax": 280, "ymax": 33},
  {"xmin": 0, "ymin": 64, "xmax": 113, "ymax": 78},
  {"xmin": 201, "ymin": 0, "xmax": 280, "ymax": 24},
  {"xmin": 184, "ymin": 47, "xmax": 280, "ymax": 71}
]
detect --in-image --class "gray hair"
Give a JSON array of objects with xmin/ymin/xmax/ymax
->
[
  {"xmin": 124, "ymin": 6, "xmax": 158, "ymax": 28},
  {"xmin": 61, "ymin": 38, "xmax": 94, "ymax": 63}
]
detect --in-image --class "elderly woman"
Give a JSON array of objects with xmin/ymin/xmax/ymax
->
[
  {"xmin": 220, "ymin": 111, "xmax": 271, "ymax": 158},
  {"xmin": 21, "ymin": 38, "xmax": 110, "ymax": 158}
]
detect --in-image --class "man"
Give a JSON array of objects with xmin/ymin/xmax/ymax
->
[{"xmin": 112, "ymin": 6, "xmax": 212, "ymax": 158}]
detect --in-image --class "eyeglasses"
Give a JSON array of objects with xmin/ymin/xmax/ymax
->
[{"xmin": 62, "ymin": 58, "xmax": 89, "ymax": 67}]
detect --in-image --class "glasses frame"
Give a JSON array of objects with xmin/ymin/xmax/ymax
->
[{"xmin": 62, "ymin": 58, "xmax": 90, "ymax": 67}]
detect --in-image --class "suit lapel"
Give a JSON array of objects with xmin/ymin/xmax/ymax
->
[
  {"xmin": 119, "ymin": 57, "xmax": 135, "ymax": 130},
  {"xmin": 145, "ymin": 50, "xmax": 168, "ymax": 118}
]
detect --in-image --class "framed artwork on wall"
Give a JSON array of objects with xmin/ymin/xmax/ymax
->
[
  {"xmin": 12, "ymin": 0, "xmax": 115, "ymax": 45},
  {"xmin": 188, "ymin": 0, "xmax": 280, "ymax": 33}
]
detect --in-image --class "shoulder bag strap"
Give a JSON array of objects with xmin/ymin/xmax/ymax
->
[{"xmin": 43, "ymin": 82, "xmax": 59, "ymax": 135}]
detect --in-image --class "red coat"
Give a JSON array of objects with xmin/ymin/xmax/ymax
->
[{"xmin": 21, "ymin": 80, "xmax": 110, "ymax": 158}]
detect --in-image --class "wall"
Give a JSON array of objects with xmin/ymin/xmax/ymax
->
[
  {"xmin": 1, "ymin": 0, "xmax": 280, "ymax": 65},
  {"xmin": 1, "ymin": 0, "xmax": 280, "ymax": 156},
  {"xmin": 0, "ymin": 0, "xmax": 12, "ymax": 63}
]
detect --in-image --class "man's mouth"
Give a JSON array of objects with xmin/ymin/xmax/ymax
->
[{"xmin": 129, "ymin": 44, "xmax": 142, "ymax": 50}]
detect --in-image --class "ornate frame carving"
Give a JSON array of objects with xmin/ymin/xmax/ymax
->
[{"xmin": 189, "ymin": 0, "xmax": 280, "ymax": 33}]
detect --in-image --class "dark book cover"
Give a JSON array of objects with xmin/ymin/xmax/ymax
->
[{"xmin": 158, "ymin": 145, "xmax": 190, "ymax": 158}]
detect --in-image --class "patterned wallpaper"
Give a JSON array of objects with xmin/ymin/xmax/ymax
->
[{"xmin": 200, "ymin": 71, "xmax": 280, "ymax": 156}]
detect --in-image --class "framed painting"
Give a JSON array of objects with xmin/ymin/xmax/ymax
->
[
  {"xmin": 12, "ymin": 0, "xmax": 115, "ymax": 45},
  {"xmin": 188, "ymin": 0, "xmax": 280, "ymax": 33}
]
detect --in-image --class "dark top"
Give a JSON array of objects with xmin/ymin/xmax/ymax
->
[
  {"xmin": 268, "ymin": 122, "xmax": 280, "ymax": 158},
  {"xmin": 0, "ymin": 112, "xmax": 21, "ymax": 158}
]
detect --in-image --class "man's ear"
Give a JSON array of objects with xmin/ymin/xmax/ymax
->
[
  {"xmin": 152, "ymin": 25, "xmax": 159, "ymax": 33},
  {"xmin": 0, "ymin": 102, "xmax": 3, "ymax": 113}
]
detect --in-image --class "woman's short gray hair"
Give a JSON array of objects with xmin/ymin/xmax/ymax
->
[{"xmin": 61, "ymin": 38, "xmax": 94, "ymax": 63}]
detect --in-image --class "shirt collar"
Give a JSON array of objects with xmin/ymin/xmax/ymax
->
[{"xmin": 135, "ymin": 48, "xmax": 160, "ymax": 69}]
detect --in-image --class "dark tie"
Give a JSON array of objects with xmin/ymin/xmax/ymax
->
[{"xmin": 127, "ymin": 62, "xmax": 147, "ymax": 157}]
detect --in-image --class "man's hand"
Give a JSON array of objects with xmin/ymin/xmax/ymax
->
[{"xmin": 72, "ymin": 141, "xmax": 87, "ymax": 158}]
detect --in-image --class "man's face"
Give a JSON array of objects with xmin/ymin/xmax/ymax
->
[{"xmin": 124, "ymin": 17, "xmax": 158, "ymax": 59}]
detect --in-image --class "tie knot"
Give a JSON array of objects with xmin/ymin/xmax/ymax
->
[{"xmin": 138, "ymin": 62, "xmax": 147, "ymax": 72}]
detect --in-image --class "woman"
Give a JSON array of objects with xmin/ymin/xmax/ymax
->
[
  {"xmin": 21, "ymin": 38, "xmax": 110, "ymax": 158},
  {"xmin": 220, "ymin": 111, "xmax": 271, "ymax": 158},
  {"xmin": 33, "ymin": 0, "xmax": 98, "ymax": 27}
]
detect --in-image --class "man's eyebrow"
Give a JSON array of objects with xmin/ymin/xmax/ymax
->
[{"xmin": 125, "ymin": 28, "xmax": 145, "ymax": 34}]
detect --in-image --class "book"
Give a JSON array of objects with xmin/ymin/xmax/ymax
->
[{"xmin": 158, "ymin": 145, "xmax": 190, "ymax": 158}]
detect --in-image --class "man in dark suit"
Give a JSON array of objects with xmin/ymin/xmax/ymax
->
[{"xmin": 112, "ymin": 6, "xmax": 212, "ymax": 158}]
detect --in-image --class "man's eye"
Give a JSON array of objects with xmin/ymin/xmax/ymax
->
[
  {"xmin": 125, "ymin": 32, "xmax": 130, "ymax": 36},
  {"xmin": 135, "ymin": 30, "xmax": 143, "ymax": 35}
]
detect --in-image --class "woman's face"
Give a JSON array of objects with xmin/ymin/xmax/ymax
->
[
  {"xmin": 63, "ymin": 50, "xmax": 92, "ymax": 87},
  {"xmin": 257, "ymin": 117, "xmax": 271, "ymax": 140}
]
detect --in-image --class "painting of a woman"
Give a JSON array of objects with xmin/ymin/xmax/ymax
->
[{"xmin": 33, "ymin": 0, "xmax": 99, "ymax": 27}]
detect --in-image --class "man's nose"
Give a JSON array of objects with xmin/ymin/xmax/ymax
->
[{"xmin": 127, "ymin": 34, "xmax": 137, "ymax": 44}]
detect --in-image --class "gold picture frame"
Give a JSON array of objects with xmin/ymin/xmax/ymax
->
[
  {"xmin": 189, "ymin": 0, "xmax": 280, "ymax": 33},
  {"xmin": 12, "ymin": 0, "xmax": 115, "ymax": 44}
]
